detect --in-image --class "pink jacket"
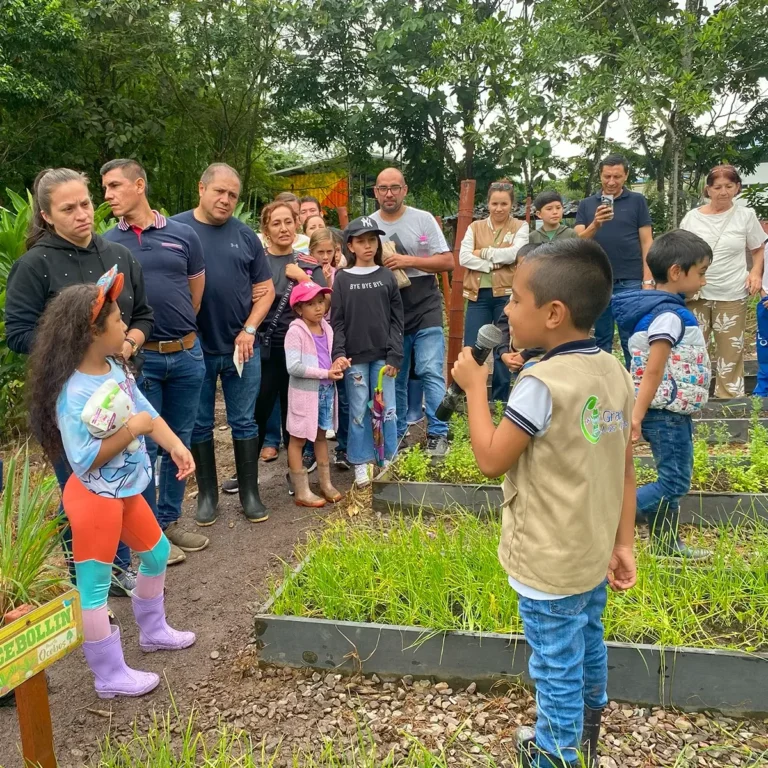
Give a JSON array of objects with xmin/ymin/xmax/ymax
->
[{"xmin": 284, "ymin": 318, "xmax": 339, "ymax": 441}]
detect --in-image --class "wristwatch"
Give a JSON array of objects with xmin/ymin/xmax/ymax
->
[
  {"xmin": 243, "ymin": 325, "xmax": 256, "ymax": 335},
  {"xmin": 125, "ymin": 337, "xmax": 139, "ymax": 356}
]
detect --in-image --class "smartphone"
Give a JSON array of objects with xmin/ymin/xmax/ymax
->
[{"xmin": 600, "ymin": 194, "xmax": 614, "ymax": 209}]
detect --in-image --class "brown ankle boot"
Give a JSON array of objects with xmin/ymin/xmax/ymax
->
[
  {"xmin": 290, "ymin": 469, "xmax": 326, "ymax": 508},
  {"xmin": 317, "ymin": 462, "xmax": 343, "ymax": 503}
]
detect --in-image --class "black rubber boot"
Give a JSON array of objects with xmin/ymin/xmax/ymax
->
[
  {"xmin": 650, "ymin": 508, "xmax": 710, "ymax": 560},
  {"xmin": 233, "ymin": 437, "xmax": 269, "ymax": 523},
  {"xmin": 581, "ymin": 705, "xmax": 603, "ymax": 767},
  {"xmin": 191, "ymin": 440, "xmax": 219, "ymax": 527}
]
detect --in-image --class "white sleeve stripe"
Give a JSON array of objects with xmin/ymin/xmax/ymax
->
[{"xmin": 648, "ymin": 333, "xmax": 677, "ymax": 344}]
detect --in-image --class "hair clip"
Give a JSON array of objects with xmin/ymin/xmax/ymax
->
[{"xmin": 91, "ymin": 265, "xmax": 124, "ymax": 322}]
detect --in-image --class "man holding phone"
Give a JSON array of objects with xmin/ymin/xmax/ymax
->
[{"xmin": 575, "ymin": 153, "xmax": 654, "ymax": 366}]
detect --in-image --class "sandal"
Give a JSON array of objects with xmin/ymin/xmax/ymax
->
[{"xmin": 260, "ymin": 446, "xmax": 279, "ymax": 462}]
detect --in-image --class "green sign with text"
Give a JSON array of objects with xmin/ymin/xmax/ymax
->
[{"xmin": 0, "ymin": 590, "xmax": 82, "ymax": 696}]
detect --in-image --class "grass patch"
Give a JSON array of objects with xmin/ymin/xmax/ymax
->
[
  {"xmin": 95, "ymin": 708, "xmax": 768, "ymax": 767},
  {"xmin": 393, "ymin": 407, "xmax": 768, "ymax": 493},
  {"xmin": 270, "ymin": 515, "xmax": 768, "ymax": 652}
]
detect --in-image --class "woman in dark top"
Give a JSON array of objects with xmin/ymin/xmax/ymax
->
[
  {"xmin": 254, "ymin": 201, "xmax": 326, "ymax": 457},
  {"xmin": 6, "ymin": 168, "xmax": 154, "ymax": 593}
]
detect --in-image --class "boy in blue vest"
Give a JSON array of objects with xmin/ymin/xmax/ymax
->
[{"xmin": 613, "ymin": 230, "xmax": 713, "ymax": 559}]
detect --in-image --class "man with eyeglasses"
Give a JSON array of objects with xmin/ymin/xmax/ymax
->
[{"xmin": 371, "ymin": 168, "xmax": 454, "ymax": 457}]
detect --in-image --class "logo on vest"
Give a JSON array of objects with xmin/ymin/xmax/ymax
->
[
  {"xmin": 580, "ymin": 396, "xmax": 602, "ymax": 444},
  {"xmin": 580, "ymin": 396, "xmax": 628, "ymax": 443}
]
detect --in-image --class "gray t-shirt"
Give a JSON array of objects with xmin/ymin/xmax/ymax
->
[{"xmin": 371, "ymin": 207, "xmax": 450, "ymax": 334}]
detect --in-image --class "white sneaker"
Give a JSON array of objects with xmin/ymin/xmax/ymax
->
[
  {"xmin": 326, "ymin": 429, "xmax": 336, "ymax": 440},
  {"xmin": 354, "ymin": 464, "xmax": 372, "ymax": 488}
]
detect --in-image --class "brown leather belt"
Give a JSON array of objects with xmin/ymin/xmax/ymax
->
[{"xmin": 143, "ymin": 332, "xmax": 197, "ymax": 354}]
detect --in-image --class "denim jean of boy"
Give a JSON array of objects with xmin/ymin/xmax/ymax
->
[
  {"xmin": 636, "ymin": 408, "xmax": 693, "ymax": 519},
  {"xmin": 517, "ymin": 580, "xmax": 609, "ymax": 766},
  {"xmin": 346, "ymin": 361, "xmax": 398, "ymax": 465}
]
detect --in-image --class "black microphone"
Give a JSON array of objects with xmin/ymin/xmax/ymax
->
[{"xmin": 436, "ymin": 323, "xmax": 504, "ymax": 422}]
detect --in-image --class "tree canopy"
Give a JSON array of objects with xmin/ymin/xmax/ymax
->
[{"xmin": 1, "ymin": 0, "xmax": 766, "ymax": 223}]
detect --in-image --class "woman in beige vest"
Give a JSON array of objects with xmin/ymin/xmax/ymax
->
[{"xmin": 459, "ymin": 179, "xmax": 529, "ymax": 400}]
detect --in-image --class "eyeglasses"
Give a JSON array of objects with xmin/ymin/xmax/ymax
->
[
  {"xmin": 375, "ymin": 185, "xmax": 403, "ymax": 195},
  {"xmin": 490, "ymin": 182, "xmax": 514, "ymax": 191}
]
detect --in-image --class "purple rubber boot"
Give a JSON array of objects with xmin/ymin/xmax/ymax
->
[
  {"xmin": 82, "ymin": 626, "xmax": 159, "ymax": 699},
  {"xmin": 132, "ymin": 593, "xmax": 196, "ymax": 652}
]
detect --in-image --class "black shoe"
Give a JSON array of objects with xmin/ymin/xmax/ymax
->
[
  {"xmin": 303, "ymin": 454, "xmax": 317, "ymax": 473},
  {"xmin": 649, "ymin": 509, "xmax": 711, "ymax": 560},
  {"xmin": 191, "ymin": 440, "xmax": 219, "ymax": 526},
  {"xmin": 334, "ymin": 451, "xmax": 350, "ymax": 471},
  {"xmin": 233, "ymin": 437, "xmax": 269, "ymax": 523},
  {"xmin": 581, "ymin": 705, "xmax": 602, "ymax": 767},
  {"xmin": 222, "ymin": 475, "xmax": 238, "ymax": 494}
]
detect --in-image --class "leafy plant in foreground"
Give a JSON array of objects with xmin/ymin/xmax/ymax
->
[{"xmin": 0, "ymin": 451, "xmax": 67, "ymax": 619}]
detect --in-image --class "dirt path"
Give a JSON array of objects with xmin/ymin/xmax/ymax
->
[{"xmin": 0, "ymin": 412, "xmax": 342, "ymax": 767}]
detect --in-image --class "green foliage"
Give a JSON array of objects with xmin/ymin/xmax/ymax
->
[
  {"xmin": 741, "ymin": 184, "xmax": 768, "ymax": 221},
  {"xmin": 0, "ymin": 450, "xmax": 66, "ymax": 618},
  {"xmin": 393, "ymin": 446, "xmax": 431, "ymax": 484},
  {"xmin": 393, "ymin": 413, "xmax": 502, "ymax": 486},
  {"xmin": 273, "ymin": 514, "xmax": 768, "ymax": 651},
  {"xmin": 0, "ymin": 189, "xmax": 33, "ymax": 438}
]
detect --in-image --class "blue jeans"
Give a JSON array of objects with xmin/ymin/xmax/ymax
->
[
  {"xmin": 346, "ymin": 361, "xmax": 398, "ymax": 465},
  {"xmin": 317, "ymin": 384, "xmax": 335, "ymax": 431},
  {"xmin": 140, "ymin": 341, "xmax": 206, "ymax": 529},
  {"xmin": 263, "ymin": 399, "xmax": 284, "ymax": 450},
  {"xmin": 407, "ymin": 379, "xmax": 424, "ymax": 424},
  {"xmin": 464, "ymin": 289, "xmax": 511, "ymax": 401},
  {"xmin": 193, "ymin": 351, "xmax": 261, "ymax": 445},
  {"xmin": 53, "ymin": 456, "xmax": 130, "ymax": 578},
  {"xmin": 755, "ymin": 299, "xmax": 768, "ymax": 396},
  {"xmin": 636, "ymin": 409, "xmax": 693, "ymax": 518},
  {"xmin": 336, "ymin": 372, "xmax": 349, "ymax": 454},
  {"xmin": 518, "ymin": 581, "xmax": 609, "ymax": 766},
  {"xmin": 593, "ymin": 279, "xmax": 642, "ymax": 368},
  {"xmin": 396, "ymin": 326, "xmax": 448, "ymax": 439}
]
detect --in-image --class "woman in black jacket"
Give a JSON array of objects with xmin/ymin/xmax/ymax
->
[{"xmin": 6, "ymin": 168, "xmax": 154, "ymax": 595}]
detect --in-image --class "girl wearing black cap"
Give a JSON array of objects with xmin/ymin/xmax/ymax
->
[{"xmin": 330, "ymin": 217, "xmax": 405, "ymax": 487}]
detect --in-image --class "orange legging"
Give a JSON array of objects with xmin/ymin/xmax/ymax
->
[{"xmin": 63, "ymin": 475, "xmax": 169, "ymax": 610}]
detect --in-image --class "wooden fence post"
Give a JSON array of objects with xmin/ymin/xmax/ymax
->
[
  {"xmin": 434, "ymin": 216, "xmax": 451, "ymax": 316},
  {"xmin": 15, "ymin": 672, "xmax": 56, "ymax": 768},
  {"xmin": 447, "ymin": 180, "xmax": 476, "ymax": 384},
  {"xmin": 336, "ymin": 207, "xmax": 349, "ymax": 228}
]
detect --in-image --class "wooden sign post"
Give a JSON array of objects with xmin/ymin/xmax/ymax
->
[{"xmin": 1, "ymin": 589, "xmax": 83, "ymax": 768}]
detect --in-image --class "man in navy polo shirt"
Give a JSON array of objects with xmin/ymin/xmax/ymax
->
[
  {"xmin": 575, "ymin": 153, "xmax": 654, "ymax": 366},
  {"xmin": 174, "ymin": 163, "xmax": 275, "ymax": 528},
  {"xmin": 101, "ymin": 158, "xmax": 209, "ymax": 565}
]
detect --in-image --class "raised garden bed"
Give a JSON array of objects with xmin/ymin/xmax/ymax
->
[
  {"xmin": 371, "ymin": 469, "xmax": 768, "ymax": 526},
  {"xmin": 256, "ymin": 518, "xmax": 768, "ymax": 716},
  {"xmin": 379, "ymin": 413, "xmax": 768, "ymax": 523}
]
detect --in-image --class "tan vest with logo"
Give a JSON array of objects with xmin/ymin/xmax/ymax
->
[
  {"xmin": 498, "ymin": 350, "xmax": 635, "ymax": 595},
  {"xmin": 463, "ymin": 217, "xmax": 523, "ymax": 302}
]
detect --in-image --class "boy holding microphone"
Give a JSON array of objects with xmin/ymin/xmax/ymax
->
[{"xmin": 452, "ymin": 238, "xmax": 637, "ymax": 768}]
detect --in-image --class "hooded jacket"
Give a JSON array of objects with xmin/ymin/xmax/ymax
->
[
  {"xmin": 528, "ymin": 224, "xmax": 579, "ymax": 245},
  {"xmin": 5, "ymin": 232, "xmax": 153, "ymax": 354},
  {"xmin": 612, "ymin": 289, "xmax": 709, "ymax": 414}
]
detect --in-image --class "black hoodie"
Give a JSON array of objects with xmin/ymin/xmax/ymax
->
[{"xmin": 5, "ymin": 232, "xmax": 154, "ymax": 354}]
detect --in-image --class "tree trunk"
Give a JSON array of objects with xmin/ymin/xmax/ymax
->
[{"xmin": 583, "ymin": 110, "xmax": 611, "ymax": 196}]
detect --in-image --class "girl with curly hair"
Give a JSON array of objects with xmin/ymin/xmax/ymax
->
[{"xmin": 27, "ymin": 269, "xmax": 195, "ymax": 699}]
